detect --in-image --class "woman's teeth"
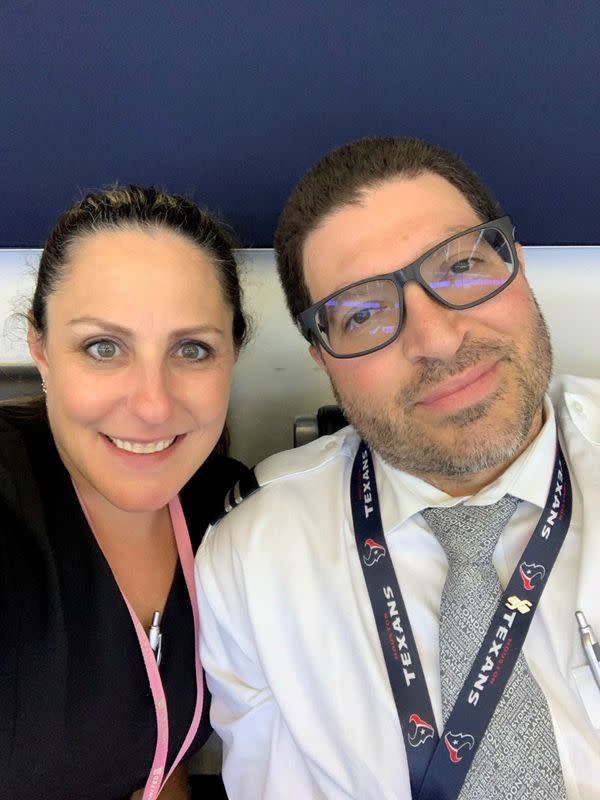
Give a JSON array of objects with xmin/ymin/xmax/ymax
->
[{"xmin": 108, "ymin": 436, "xmax": 176, "ymax": 454}]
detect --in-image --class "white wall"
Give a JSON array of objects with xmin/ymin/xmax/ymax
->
[
  {"xmin": 1, "ymin": 247, "xmax": 599, "ymax": 465},
  {"xmin": 0, "ymin": 249, "xmax": 38, "ymax": 363}
]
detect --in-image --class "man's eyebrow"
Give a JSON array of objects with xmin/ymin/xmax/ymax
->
[
  {"xmin": 387, "ymin": 223, "xmax": 484, "ymax": 269},
  {"xmin": 68, "ymin": 316, "xmax": 226, "ymax": 338},
  {"xmin": 329, "ymin": 288, "xmax": 381, "ymax": 301},
  {"xmin": 324, "ymin": 220, "xmax": 485, "ymax": 296},
  {"xmin": 421, "ymin": 223, "xmax": 482, "ymax": 252}
]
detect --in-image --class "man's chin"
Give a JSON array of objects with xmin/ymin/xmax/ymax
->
[
  {"xmin": 344, "ymin": 393, "xmax": 542, "ymax": 480},
  {"xmin": 374, "ymin": 432, "xmax": 523, "ymax": 479}
]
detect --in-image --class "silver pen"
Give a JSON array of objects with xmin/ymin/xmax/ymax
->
[
  {"xmin": 575, "ymin": 610, "xmax": 600, "ymax": 690},
  {"xmin": 149, "ymin": 610, "xmax": 163, "ymax": 667}
]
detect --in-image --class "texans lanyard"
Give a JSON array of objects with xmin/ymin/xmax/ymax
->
[
  {"xmin": 350, "ymin": 437, "xmax": 572, "ymax": 800},
  {"xmin": 77, "ymin": 492, "xmax": 204, "ymax": 800}
]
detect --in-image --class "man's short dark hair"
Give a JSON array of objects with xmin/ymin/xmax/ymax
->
[{"xmin": 274, "ymin": 136, "xmax": 502, "ymax": 322}]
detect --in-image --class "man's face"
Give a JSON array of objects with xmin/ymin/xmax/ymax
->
[{"xmin": 302, "ymin": 173, "xmax": 552, "ymax": 490}]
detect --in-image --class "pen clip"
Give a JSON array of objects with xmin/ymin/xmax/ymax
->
[
  {"xmin": 576, "ymin": 610, "xmax": 590, "ymax": 632},
  {"xmin": 149, "ymin": 610, "xmax": 163, "ymax": 667},
  {"xmin": 575, "ymin": 609, "xmax": 600, "ymax": 691}
]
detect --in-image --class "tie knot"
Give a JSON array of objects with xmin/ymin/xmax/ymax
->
[{"xmin": 421, "ymin": 494, "xmax": 521, "ymax": 567}]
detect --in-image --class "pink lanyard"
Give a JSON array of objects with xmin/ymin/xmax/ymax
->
[{"xmin": 77, "ymin": 492, "xmax": 204, "ymax": 799}]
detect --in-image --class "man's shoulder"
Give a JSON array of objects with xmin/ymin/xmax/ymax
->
[
  {"xmin": 550, "ymin": 374, "xmax": 600, "ymax": 446},
  {"xmin": 204, "ymin": 425, "xmax": 359, "ymax": 534},
  {"xmin": 256, "ymin": 424, "xmax": 357, "ymax": 485},
  {"xmin": 550, "ymin": 374, "xmax": 600, "ymax": 402}
]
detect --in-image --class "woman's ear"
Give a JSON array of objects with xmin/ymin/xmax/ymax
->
[{"xmin": 27, "ymin": 321, "xmax": 49, "ymax": 381}]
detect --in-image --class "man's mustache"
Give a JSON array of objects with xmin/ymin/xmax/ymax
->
[{"xmin": 399, "ymin": 339, "xmax": 513, "ymax": 404}]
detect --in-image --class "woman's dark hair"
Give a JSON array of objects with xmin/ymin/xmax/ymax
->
[{"xmin": 30, "ymin": 184, "xmax": 248, "ymax": 348}]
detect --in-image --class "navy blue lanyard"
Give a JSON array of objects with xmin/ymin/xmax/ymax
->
[{"xmin": 350, "ymin": 438, "xmax": 572, "ymax": 800}]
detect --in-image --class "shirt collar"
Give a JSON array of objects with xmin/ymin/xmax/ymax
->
[{"xmin": 372, "ymin": 394, "xmax": 557, "ymax": 533}]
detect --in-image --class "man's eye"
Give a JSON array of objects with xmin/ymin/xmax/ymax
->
[
  {"xmin": 345, "ymin": 307, "xmax": 373, "ymax": 331},
  {"xmin": 87, "ymin": 340, "xmax": 120, "ymax": 360},
  {"xmin": 176, "ymin": 342, "xmax": 209, "ymax": 361},
  {"xmin": 449, "ymin": 259, "xmax": 473, "ymax": 274}
]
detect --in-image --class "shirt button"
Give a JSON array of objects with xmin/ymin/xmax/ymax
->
[{"xmin": 572, "ymin": 400, "xmax": 585, "ymax": 415}]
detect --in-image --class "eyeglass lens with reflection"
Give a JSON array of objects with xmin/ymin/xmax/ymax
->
[{"xmin": 297, "ymin": 216, "xmax": 518, "ymax": 358}]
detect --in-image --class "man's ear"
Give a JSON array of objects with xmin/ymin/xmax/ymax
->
[
  {"xmin": 309, "ymin": 342, "xmax": 327, "ymax": 372},
  {"xmin": 27, "ymin": 322, "xmax": 49, "ymax": 381},
  {"xmin": 515, "ymin": 242, "xmax": 527, "ymax": 275}
]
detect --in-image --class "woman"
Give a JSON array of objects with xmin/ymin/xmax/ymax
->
[{"xmin": 0, "ymin": 186, "xmax": 249, "ymax": 799}]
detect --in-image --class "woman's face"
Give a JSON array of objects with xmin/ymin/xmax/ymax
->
[{"xmin": 29, "ymin": 226, "xmax": 236, "ymax": 515}]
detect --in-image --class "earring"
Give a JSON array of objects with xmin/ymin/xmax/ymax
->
[{"xmin": 41, "ymin": 378, "xmax": 47, "ymax": 395}]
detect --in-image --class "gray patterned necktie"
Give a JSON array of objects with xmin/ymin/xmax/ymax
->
[{"xmin": 421, "ymin": 496, "xmax": 566, "ymax": 799}]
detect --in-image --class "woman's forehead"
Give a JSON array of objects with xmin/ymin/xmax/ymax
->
[{"xmin": 46, "ymin": 227, "xmax": 232, "ymax": 329}]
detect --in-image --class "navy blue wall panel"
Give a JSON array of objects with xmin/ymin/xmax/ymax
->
[{"xmin": 1, "ymin": 1, "xmax": 598, "ymax": 246}]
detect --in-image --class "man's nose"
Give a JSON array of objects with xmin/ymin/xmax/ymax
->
[{"xmin": 399, "ymin": 282, "xmax": 467, "ymax": 364}]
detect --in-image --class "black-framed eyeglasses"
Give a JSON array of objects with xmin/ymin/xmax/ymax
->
[{"xmin": 297, "ymin": 215, "xmax": 519, "ymax": 358}]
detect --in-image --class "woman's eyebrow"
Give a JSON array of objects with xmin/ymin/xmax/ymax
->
[
  {"xmin": 68, "ymin": 316, "xmax": 225, "ymax": 338},
  {"xmin": 170, "ymin": 325, "xmax": 226, "ymax": 339},
  {"xmin": 68, "ymin": 316, "xmax": 133, "ymax": 336}
]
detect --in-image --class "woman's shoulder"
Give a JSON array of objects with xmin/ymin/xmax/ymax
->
[
  {"xmin": 0, "ymin": 405, "xmax": 41, "ymax": 474},
  {"xmin": 199, "ymin": 450, "xmax": 249, "ymax": 485},
  {"xmin": 182, "ymin": 451, "xmax": 250, "ymax": 507},
  {"xmin": 0, "ymin": 400, "xmax": 48, "ymax": 439},
  {"xmin": 0, "ymin": 403, "xmax": 53, "ymax": 471},
  {"xmin": 0, "ymin": 405, "xmax": 51, "ymax": 551},
  {"xmin": 0, "ymin": 404, "xmax": 26, "ymax": 435},
  {"xmin": 179, "ymin": 452, "xmax": 250, "ymax": 550}
]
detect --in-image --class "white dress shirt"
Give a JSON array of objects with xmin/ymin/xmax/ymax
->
[{"xmin": 196, "ymin": 376, "xmax": 600, "ymax": 799}]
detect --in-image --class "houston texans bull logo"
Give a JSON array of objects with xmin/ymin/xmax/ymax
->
[
  {"xmin": 444, "ymin": 731, "xmax": 475, "ymax": 763},
  {"xmin": 363, "ymin": 538, "xmax": 386, "ymax": 567},
  {"xmin": 407, "ymin": 713, "xmax": 435, "ymax": 747},
  {"xmin": 519, "ymin": 561, "xmax": 546, "ymax": 591}
]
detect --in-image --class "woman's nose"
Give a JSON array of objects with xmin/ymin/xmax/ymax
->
[{"xmin": 126, "ymin": 363, "xmax": 174, "ymax": 425}]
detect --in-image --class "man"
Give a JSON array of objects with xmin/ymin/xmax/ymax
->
[{"xmin": 196, "ymin": 138, "xmax": 600, "ymax": 799}]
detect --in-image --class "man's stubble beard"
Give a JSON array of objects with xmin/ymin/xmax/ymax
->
[{"xmin": 331, "ymin": 297, "xmax": 553, "ymax": 479}]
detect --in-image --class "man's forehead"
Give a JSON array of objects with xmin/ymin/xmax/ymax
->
[{"xmin": 303, "ymin": 173, "xmax": 482, "ymax": 296}]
